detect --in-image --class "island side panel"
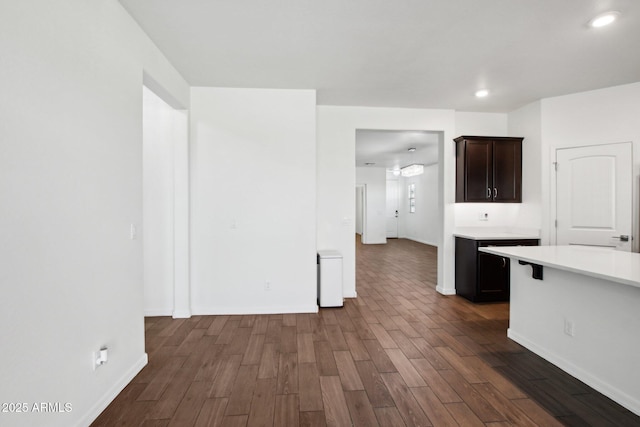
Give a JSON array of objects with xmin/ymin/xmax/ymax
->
[{"xmin": 507, "ymin": 261, "xmax": 640, "ymax": 416}]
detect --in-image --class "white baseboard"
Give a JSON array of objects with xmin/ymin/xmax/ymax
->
[
  {"xmin": 144, "ymin": 308, "xmax": 173, "ymax": 317},
  {"xmin": 145, "ymin": 307, "xmax": 192, "ymax": 318},
  {"xmin": 436, "ymin": 285, "xmax": 456, "ymax": 295},
  {"xmin": 191, "ymin": 304, "xmax": 319, "ymax": 315},
  {"xmin": 77, "ymin": 353, "xmax": 148, "ymax": 427},
  {"xmin": 363, "ymin": 240, "xmax": 386, "ymax": 245},
  {"xmin": 508, "ymin": 329, "xmax": 640, "ymax": 417},
  {"xmin": 172, "ymin": 309, "xmax": 192, "ymax": 319},
  {"xmin": 401, "ymin": 236, "xmax": 437, "ymax": 247},
  {"xmin": 344, "ymin": 290, "xmax": 357, "ymax": 298}
]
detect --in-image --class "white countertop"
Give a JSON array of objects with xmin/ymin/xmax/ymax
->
[
  {"xmin": 480, "ymin": 245, "xmax": 640, "ymax": 288},
  {"xmin": 453, "ymin": 227, "xmax": 539, "ymax": 240}
]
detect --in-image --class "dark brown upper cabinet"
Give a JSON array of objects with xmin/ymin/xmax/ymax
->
[{"xmin": 455, "ymin": 136, "xmax": 523, "ymax": 203}]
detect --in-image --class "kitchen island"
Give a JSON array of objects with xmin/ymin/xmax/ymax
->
[{"xmin": 480, "ymin": 245, "xmax": 640, "ymax": 416}]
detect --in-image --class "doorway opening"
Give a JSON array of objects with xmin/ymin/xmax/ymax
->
[
  {"xmin": 142, "ymin": 82, "xmax": 189, "ymax": 318},
  {"xmin": 355, "ymin": 129, "xmax": 441, "ymax": 247},
  {"xmin": 354, "ymin": 128, "xmax": 443, "ymax": 298}
]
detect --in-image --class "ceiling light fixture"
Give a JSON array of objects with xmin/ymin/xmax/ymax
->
[
  {"xmin": 408, "ymin": 147, "xmax": 417, "ymax": 152},
  {"xmin": 475, "ymin": 89, "xmax": 489, "ymax": 98},
  {"xmin": 589, "ymin": 11, "xmax": 619, "ymax": 28},
  {"xmin": 401, "ymin": 164, "xmax": 424, "ymax": 177}
]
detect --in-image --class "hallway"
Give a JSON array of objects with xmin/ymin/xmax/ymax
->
[{"xmin": 92, "ymin": 239, "xmax": 639, "ymax": 426}]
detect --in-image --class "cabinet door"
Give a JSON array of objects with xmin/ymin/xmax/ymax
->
[
  {"xmin": 492, "ymin": 140, "xmax": 522, "ymax": 202},
  {"xmin": 477, "ymin": 252, "xmax": 510, "ymax": 301},
  {"xmin": 455, "ymin": 237, "xmax": 479, "ymax": 301},
  {"xmin": 464, "ymin": 139, "xmax": 493, "ymax": 202}
]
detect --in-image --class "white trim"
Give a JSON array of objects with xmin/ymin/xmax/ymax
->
[
  {"xmin": 343, "ymin": 290, "xmax": 357, "ymax": 298},
  {"xmin": 77, "ymin": 353, "xmax": 148, "ymax": 427},
  {"xmin": 401, "ymin": 236, "xmax": 438, "ymax": 247},
  {"xmin": 172, "ymin": 309, "xmax": 192, "ymax": 319},
  {"xmin": 173, "ymin": 107, "xmax": 191, "ymax": 320},
  {"xmin": 549, "ymin": 145, "xmax": 558, "ymax": 246},
  {"xmin": 436, "ymin": 285, "xmax": 456, "ymax": 295},
  {"xmin": 363, "ymin": 239, "xmax": 387, "ymax": 244},
  {"xmin": 191, "ymin": 304, "xmax": 319, "ymax": 315},
  {"xmin": 508, "ymin": 329, "xmax": 640, "ymax": 417},
  {"xmin": 144, "ymin": 308, "xmax": 173, "ymax": 317}
]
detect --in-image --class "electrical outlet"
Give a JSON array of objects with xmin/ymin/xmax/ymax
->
[
  {"xmin": 564, "ymin": 319, "xmax": 575, "ymax": 337},
  {"xmin": 93, "ymin": 346, "xmax": 108, "ymax": 371},
  {"xmin": 265, "ymin": 280, "xmax": 271, "ymax": 291},
  {"xmin": 478, "ymin": 212, "xmax": 489, "ymax": 221}
]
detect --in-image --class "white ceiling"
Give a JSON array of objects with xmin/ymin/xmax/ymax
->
[
  {"xmin": 120, "ymin": 0, "xmax": 640, "ymax": 113},
  {"xmin": 355, "ymin": 130, "xmax": 440, "ymax": 169},
  {"xmin": 120, "ymin": 0, "xmax": 640, "ymax": 168}
]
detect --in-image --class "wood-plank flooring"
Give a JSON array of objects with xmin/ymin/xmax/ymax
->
[{"xmin": 92, "ymin": 238, "xmax": 640, "ymax": 426}]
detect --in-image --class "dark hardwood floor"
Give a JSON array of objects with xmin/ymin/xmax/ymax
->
[{"xmin": 92, "ymin": 238, "xmax": 640, "ymax": 426}]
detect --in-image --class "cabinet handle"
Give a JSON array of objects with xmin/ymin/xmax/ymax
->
[
  {"xmin": 494, "ymin": 187, "xmax": 498, "ymax": 198},
  {"xmin": 502, "ymin": 257, "xmax": 506, "ymax": 268},
  {"xmin": 487, "ymin": 187, "xmax": 491, "ymax": 199}
]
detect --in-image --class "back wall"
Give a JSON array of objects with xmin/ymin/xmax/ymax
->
[{"xmin": 190, "ymin": 87, "xmax": 318, "ymax": 314}]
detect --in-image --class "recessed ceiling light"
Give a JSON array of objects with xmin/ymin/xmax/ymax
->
[
  {"xmin": 475, "ymin": 89, "xmax": 489, "ymax": 98},
  {"xmin": 408, "ymin": 147, "xmax": 417, "ymax": 152},
  {"xmin": 589, "ymin": 11, "xmax": 619, "ymax": 28}
]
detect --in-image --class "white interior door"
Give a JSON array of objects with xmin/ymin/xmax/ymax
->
[
  {"xmin": 386, "ymin": 179, "xmax": 399, "ymax": 238},
  {"xmin": 556, "ymin": 142, "xmax": 632, "ymax": 251}
]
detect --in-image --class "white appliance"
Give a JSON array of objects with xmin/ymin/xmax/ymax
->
[{"xmin": 317, "ymin": 250, "xmax": 343, "ymax": 307}]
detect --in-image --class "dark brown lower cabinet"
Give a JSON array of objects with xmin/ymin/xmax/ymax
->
[{"xmin": 455, "ymin": 237, "xmax": 539, "ymax": 302}]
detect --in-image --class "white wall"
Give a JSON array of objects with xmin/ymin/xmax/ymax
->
[
  {"xmin": 190, "ymin": 87, "xmax": 317, "ymax": 314},
  {"xmin": 0, "ymin": 1, "xmax": 190, "ymax": 426},
  {"xmin": 540, "ymin": 82, "xmax": 640, "ymax": 249},
  {"xmin": 356, "ymin": 167, "xmax": 387, "ymax": 244},
  {"xmin": 508, "ymin": 101, "xmax": 542, "ymax": 232},
  {"xmin": 453, "ymin": 112, "xmax": 524, "ymax": 228},
  {"xmin": 317, "ymin": 106, "xmax": 457, "ymax": 297},
  {"xmin": 455, "ymin": 112, "xmax": 508, "ymax": 136},
  {"xmin": 399, "ymin": 164, "xmax": 440, "ymax": 246}
]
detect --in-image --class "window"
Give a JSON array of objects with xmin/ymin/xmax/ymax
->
[{"xmin": 408, "ymin": 183, "xmax": 416, "ymax": 213}]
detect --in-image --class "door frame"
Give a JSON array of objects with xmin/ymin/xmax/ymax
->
[
  {"xmin": 142, "ymin": 81, "xmax": 191, "ymax": 319},
  {"xmin": 551, "ymin": 141, "xmax": 636, "ymax": 250}
]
